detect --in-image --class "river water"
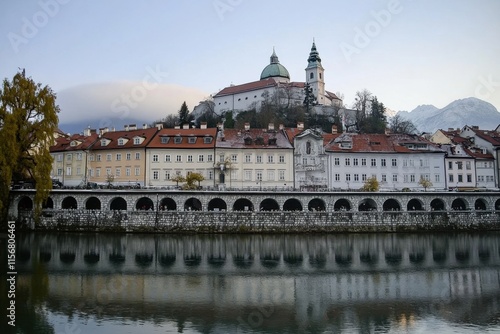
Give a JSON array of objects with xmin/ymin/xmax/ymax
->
[{"xmin": 2, "ymin": 232, "xmax": 500, "ymax": 333}]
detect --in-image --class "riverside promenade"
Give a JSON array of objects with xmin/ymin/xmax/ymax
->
[{"xmin": 9, "ymin": 189, "xmax": 500, "ymax": 233}]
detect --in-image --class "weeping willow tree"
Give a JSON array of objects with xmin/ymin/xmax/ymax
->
[{"xmin": 0, "ymin": 70, "xmax": 59, "ymax": 223}]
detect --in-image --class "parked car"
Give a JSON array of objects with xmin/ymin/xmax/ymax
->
[{"xmin": 52, "ymin": 179, "xmax": 63, "ymax": 189}]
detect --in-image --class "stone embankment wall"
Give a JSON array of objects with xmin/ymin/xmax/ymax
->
[{"xmin": 19, "ymin": 210, "xmax": 500, "ymax": 233}]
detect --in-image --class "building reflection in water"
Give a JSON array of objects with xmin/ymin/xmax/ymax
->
[{"xmin": 15, "ymin": 232, "xmax": 500, "ymax": 333}]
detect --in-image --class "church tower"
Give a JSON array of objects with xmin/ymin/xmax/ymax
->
[{"xmin": 305, "ymin": 40, "xmax": 326, "ymax": 104}]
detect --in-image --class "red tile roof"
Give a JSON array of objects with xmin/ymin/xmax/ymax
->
[
  {"xmin": 50, "ymin": 133, "xmax": 99, "ymax": 152},
  {"xmin": 217, "ymin": 128, "xmax": 293, "ymax": 149},
  {"xmin": 91, "ymin": 127, "xmax": 158, "ymax": 150},
  {"xmin": 214, "ymin": 79, "xmax": 278, "ymax": 97},
  {"xmin": 147, "ymin": 128, "xmax": 218, "ymax": 149}
]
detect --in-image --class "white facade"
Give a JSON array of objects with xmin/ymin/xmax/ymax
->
[{"xmin": 293, "ymin": 129, "xmax": 328, "ymax": 190}]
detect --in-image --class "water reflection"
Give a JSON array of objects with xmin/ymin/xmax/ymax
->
[{"xmin": 13, "ymin": 232, "xmax": 500, "ymax": 333}]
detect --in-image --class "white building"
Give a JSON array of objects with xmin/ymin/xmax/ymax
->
[
  {"xmin": 213, "ymin": 42, "xmax": 342, "ymax": 117},
  {"xmin": 324, "ymin": 133, "xmax": 447, "ymax": 191}
]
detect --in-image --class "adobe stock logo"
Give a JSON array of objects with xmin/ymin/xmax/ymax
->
[
  {"xmin": 213, "ymin": 0, "xmax": 244, "ymax": 21},
  {"xmin": 7, "ymin": 0, "xmax": 71, "ymax": 54},
  {"xmin": 475, "ymin": 75, "xmax": 499, "ymax": 100},
  {"xmin": 339, "ymin": 0, "xmax": 404, "ymax": 63}
]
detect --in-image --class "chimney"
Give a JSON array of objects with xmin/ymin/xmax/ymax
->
[
  {"xmin": 129, "ymin": 124, "xmax": 137, "ymax": 130},
  {"xmin": 125, "ymin": 124, "xmax": 129, "ymax": 131},
  {"xmin": 99, "ymin": 128, "xmax": 108, "ymax": 135},
  {"xmin": 472, "ymin": 125, "xmax": 479, "ymax": 130},
  {"xmin": 182, "ymin": 124, "xmax": 189, "ymax": 129},
  {"xmin": 174, "ymin": 125, "xmax": 180, "ymax": 129},
  {"xmin": 83, "ymin": 127, "xmax": 91, "ymax": 136},
  {"xmin": 331, "ymin": 125, "xmax": 338, "ymax": 134},
  {"xmin": 279, "ymin": 124, "xmax": 284, "ymax": 130},
  {"xmin": 155, "ymin": 122, "xmax": 164, "ymax": 130},
  {"xmin": 448, "ymin": 128, "xmax": 454, "ymax": 131},
  {"xmin": 297, "ymin": 122, "xmax": 304, "ymax": 130},
  {"xmin": 268, "ymin": 123, "xmax": 275, "ymax": 131},
  {"xmin": 244, "ymin": 122, "xmax": 250, "ymax": 131},
  {"xmin": 143, "ymin": 123, "xmax": 148, "ymax": 129},
  {"xmin": 217, "ymin": 122, "xmax": 224, "ymax": 131},
  {"xmin": 384, "ymin": 127, "xmax": 391, "ymax": 135},
  {"xmin": 200, "ymin": 122, "xmax": 207, "ymax": 129}
]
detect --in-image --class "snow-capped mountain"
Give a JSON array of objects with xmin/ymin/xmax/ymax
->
[{"xmin": 397, "ymin": 97, "xmax": 500, "ymax": 133}]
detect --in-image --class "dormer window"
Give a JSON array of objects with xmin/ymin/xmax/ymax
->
[
  {"xmin": 101, "ymin": 139, "xmax": 109, "ymax": 146},
  {"xmin": 118, "ymin": 138, "xmax": 125, "ymax": 146},
  {"xmin": 133, "ymin": 137, "xmax": 141, "ymax": 145},
  {"xmin": 174, "ymin": 136, "xmax": 182, "ymax": 144},
  {"xmin": 70, "ymin": 141, "xmax": 77, "ymax": 147},
  {"xmin": 188, "ymin": 137, "xmax": 196, "ymax": 144},
  {"xmin": 340, "ymin": 142, "xmax": 352, "ymax": 149},
  {"xmin": 204, "ymin": 137, "xmax": 213, "ymax": 144},
  {"xmin": 160, "ymin": 136, "xmax": 169, "ymax": 144}
]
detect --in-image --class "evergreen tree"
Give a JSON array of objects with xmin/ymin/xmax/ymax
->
[
  {"xmin": 178, "ymin": 101, "xmax": 192, "ymax": 126},
  {"xmin": 0, "ymin": 70, "xmax": 59, "ymax": 222},
  {"xmin": 303, "ymin": 83, "xmax": 317, "ymax": 115}
]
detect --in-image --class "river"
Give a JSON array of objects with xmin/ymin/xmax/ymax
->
[{"xmin": 2, "ymin": 232, "xmax": 500, "ymax": 333}]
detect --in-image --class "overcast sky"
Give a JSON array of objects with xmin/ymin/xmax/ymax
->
[{"xmin": 1, "ymin": 0, "xmax": 499, "ymax": 127}]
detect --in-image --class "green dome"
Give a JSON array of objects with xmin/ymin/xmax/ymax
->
[{"xmin": 260, "ymin": 49, "xmax": 290, "ymax": 80}]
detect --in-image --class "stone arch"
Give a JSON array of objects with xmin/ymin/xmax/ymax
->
[
  {"xmin": 308, "ymin": 198, "xmax": 326, "ymax": 211},
  {"xmin": 85, "ymin": 196, "xmax": 101, "ymax": 210},
  {"xmin": 184, "ymin": 197, "xmax": 202, "ymax": 211},
  {"xmin": 159, "ymin": 254, "xmax": 176, "ymax": 267},
  {"xmin": 334, "ymin": 198, "xmax": 351, "ymax": 211},
  {"xmin": 42, "ymin": 197, "xmax": 54, "ymax": 209},
  {"xmin": 430, "ymin": 198, "xmax": 445, "ymax": 211},
  {"xmin": 260, "ymin": 198, "xmax": 279, "ymax": 211},
  {"xmin": 60, "ymin": 252, "xmax": 76, "ymax": 264},
  {"xmin": 451, "ymin": 198, "xmax": 468, "ymax": 211},
  {"xmin": 383, "ymin": 198, "xmax": 401, "ymax": 211},
  {"xmin": 474, "ymin": 198, "xmax": 488, "ymax": 210},
  {"xmin": 407, "ymin": 198, "xmax": 424, "ymax": 211},
  {"xmin": 135, "ymin": 253, "xmax": 153, "ymax": 268},
  {"xmin": 109, "ymin": 253, "xmax": 126, "ymax": 266},
  {"xmin": 208, "ymin": 198, "xmax": 227, "ymax": 211},
  {"xmin": 233, "ymin": 254, "xmax": 254, "ymax": 269},
  {"xmin": 84, "ymin": 252, "xmax": 100, "ymax": 264},
  {"xmin": 62, "ymin": 196, "xmax": 77, "ymax": 209},
  {"xmin": 184, "ymin": 254, "xmax": 202, "ymax": 267},
  {"xmin": 359, "ymin": 198, "xmax": 377, "ymax": 211},
  {"xmin": 18, "ymin": 196, "xmax": 33, "ymax": 211},
  {"xmin": 160, "ymin": 198, "xmax": 177, "ymax": 211},
  {"xmin": 283, "ymin": 198, "xmax": 303, "ymax": 211},
  {"xmin": 39, "ymin": 250, "xmax": 52, "ymax": 263},
  {"xmin": 110, "ymin": 197, "xmax": 127, "ymax": 210},
  {"xmin": 233, "ymin": 198, "xmax": 254, "ymax": 211},
  {"xmin": 136, "ymin": 197, "xmax": 154, "ymax": 210}
]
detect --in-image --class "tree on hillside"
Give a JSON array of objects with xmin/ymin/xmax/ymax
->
[
  {"xmin": 0, "ymin": 70, "xmax": 59, "ymax": 222},
  {"xmin": 178, "ymin": 101, "xmax": 192, "ymax": 126},
  {"xmin": 389, "ymin": 114, "xmax": 418, "ymax": 134},
  {"xmin": 352, "ymin": 89, "xmax": 372, "ymax": 128},
  {"xmin": 303, "ymin": 83, "xmax": 317, "ymax": 116},
  {"xmin": 359, "ymin": 96, "xmax": 387, "ymax": 133}
]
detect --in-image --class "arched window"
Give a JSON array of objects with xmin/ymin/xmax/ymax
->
[
  {"xmin": 319, "ymin": 73, "xmax": 322, "ymax": 79},
  {"xmin": 306, "ymin": 141, "xmax": 311, "ymax": 154},
  {"xmin": 310, "ymin": 72, "xmax": 314, "ymax": 79}
]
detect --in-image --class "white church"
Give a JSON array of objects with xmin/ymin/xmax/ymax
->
[{"xmin": 212, "ymin": 41, "xmax": 343, "ymax": 116}]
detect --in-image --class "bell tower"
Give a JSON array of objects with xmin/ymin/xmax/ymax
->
[{"xmin": 305, "ymin": 40, "xmax": 325, "ymax": 104}]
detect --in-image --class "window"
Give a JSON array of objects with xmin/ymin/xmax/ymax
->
[
  {"xmin": 392, "ymin": 174, "xmax": 398, "ymax": 182},
  {"xmin": 404, "ymin": 175, "xmax": 409, "ymax": 183},
  {"xmin": 410, "ymin": 174, "xmax": 415, "ymax": 182},
  {"xmin": 361, "ymin": 158, "xmax": 366, "ymax": 166},
  {"xmin": 89, "ymin": 154, "xmax": 95, "ymax": 162},
  {"xmin": 458, "ymin": 174, "xmax": 463, "ymax": 182},
  {"xmin": 268, "ymin": 155, "xmax": 274, "ymax": 163},
  {"xmin": 160, "ymin": 136, "xmax": 169, "ymax": 144},
  {"xmin": 256, "ymin": 171, "xmax": 263, "ymax": 181},
  {"xmin": 381, "ymin": 159, "xmax": 386, "ymax": 167},
  {"xmin": 267, "ymin": 170, "xmax": 275, "ymax": 181},
  {"xmin": 174, "ymin": 137, "xmax": 182, "ymax": 144},
  {"xmin": 116, "ymin": 153, "xmax": 122, "ymax": 161},
  {"xmin": 392, "ymin": 159, "xmax": 397, "ymax": 167},
  {"xmin": 106, "ymin": 168, "xmax": 111, "ymax": 176},
  {"xmin": 57, "ymin": 154, "xmax": 63, "ymax": 162},
  {"xmin": 449, "ymin": 174, "xmax": 454, "ymax": 182},
  {"xmin": 165, "ymin": 155, "xmax": 171, "ymax": 162},
  {"xmin": 362, "ymin": 174, "xmax": 367, "ymax": 181},
  {"xmin": 382, "ymin": 174, "xmax": 387, "ymax": 182},
  {"xmin": 353, "ymin": 158, "xmax": 358, "ymax": 166},
  {"xmin": 153, "ymin": 171, "xmax": 159, "ymax": 180},
  {"xmin": 256, "ymin": 155, "xmax": 263, "ymax": 163},
  {"xmin": 371, "ymin": 159, "xmax": 376, "ymax": 167},
  {"xmin": 231, "ymin": 154, "xmax": 238, "ymax": 163},
  {"xmin": 89, "ymin": 169, "xmax": 94, "ymax": 177},
  {"xmin": 76, "ymin": 167, "xmax": 82, "ymax": 175},
  {"xmin": 153, "ymin": 154, "xmax": 159, "ymax": 162},
  {"xmin": 76, "ymin": 153, "xmax": 83, "ymax": 161},
  {"xmin": 204, "ymin": 137, "xmax": 213, "ymax": 144},
  {"xmin": 435, "ymin": 174, "xmax": 440, "ymax": 183},
  {"xmin": 115, "ymin": 168, "xmax": 121, "ymax": 177},
  {"xmin": 467, "ymin": 174, "xmax": 472, "ymax": 183},
  {"xmin": 335, "ymin": 174, "xmax": 340, "ymax": 181},
  {"xmin": 403, "ymin": 159, "xmax": 408, "ymax": 167},
  {"xmin": 176, "ymin": 155, "xmax": 182, "ymax": 162},
  {"xmin": 466, "ymin": 161, "xmax": 471, "ymax": 170},
  {"xmin": 106, "ymin": 154, "xmax": 112, "ymax": 161},
  {"xmin": 135, "ymin": 167, "xmax": 140, "ymax": 176},
  {"xmin": 118, "ymin": 138, "xmax": 125, "ymax": 146},
  {"xmin": 354, "ymin": 174, "xmax": 359, "ymax": 182},
  {"xmin": 66, "ymin": 154, "xmax": 72, "ymax": 161},
  {"xmin": 135, "ymin": 153, "xmax": 140, "ymax": 160},
  {"xmin": 457, "ymin": 162, "xmax": 463, "ymax": 170},
  {"xmin": 164, "ymin": 170, "xmax": 170, "ymax": 180},
  {"xmin": 244, "ymin": 170, "xmax": 252, "ymax": 181},
  {"xmin": 207, "ymin": 154, "xmax": 213, "ymax": 162},
  {"xmin": 57, "ymin": 168, "xmax": 63, "ymax": 176},
  {"xmin": 306, "ymin": 141, "xmax": 311, "ymax": 154},
  {"xmin": 448, "ymin": 161, "xmax": 453, "ymax": 170},
  {"xmin": 187, "ymin": 155, "xmax": 193, "ymax": 162},
  {"xmin": 134, "ymin": 138, "xmax": 141, "ymax": 145},
  {"xmin": 126, "ymin": 168, "xmax": 131, "ymax": 176},
  {"xmin": 208, "ymin": 170, "xmax": 214, "ymax": 180},
  {"xmin": 279, "ymin": 170, "xmax": 285, "ymax": 180},
  {"xmin": 198, "ymin": 155, "xmax": 204, "ymax": 162},
  {"xmin": 219, "ymin": 155, "xmax": 225, "ymax": 163},
  {"xmin": 126, "ymin": 153, "xmax": 131, "ymax": 161},
  {"xmin": 345, "ymin": 158, "xmax": 350, "ymax": 166},
  {"xmin": 303, "ymin": 158, "xmax": 308, "ymax": 165},
  {"xmin": 97, "ymin": 154, "xmax": 102, "ymax": 162},
  {"xmin": 279, "ymin": 155, "xmax": 285, "ymax": 163},
  {"xmin": 96, "ymin": 168, "xmax": 101, "ymax": 177},
  {"xmin": 346, "ymin": 174, "xmax": 351, "ymax": 181},
  {"xmin": 334, "ymin": 158, "xmax": 340, "ymax": 166},
  {"xmin": 245, "ymin": 154, "xmax": 252, "ymax": 163}
]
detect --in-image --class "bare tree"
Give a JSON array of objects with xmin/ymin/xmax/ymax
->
[{"xmin": 389, "ymin": 114, "xmax": 418, "ymax": 134}]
